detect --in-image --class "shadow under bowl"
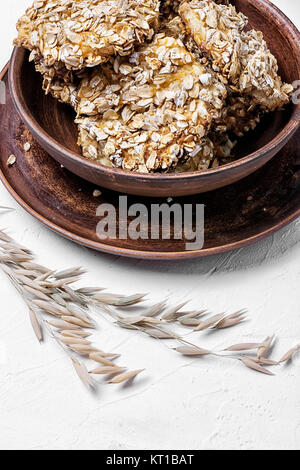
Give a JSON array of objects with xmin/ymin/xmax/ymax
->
[{"xmin": 8, "ymin": 0, "xmax": 300, "ymax": 197}]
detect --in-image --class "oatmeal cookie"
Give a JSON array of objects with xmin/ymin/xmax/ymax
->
[
  {"xmin": 32, "ymin": 53, "xmax": 80, "ymax": 106},
  {"xmin": 179, "ymin": 0, "xmax": 293, "ymax": 111},
  {"xmin": 214, "ymin": 94, "xmax": 262, "ymax": 137},
  {"xmin": 160, "ymin": 1, "xmax": 184, "ymax": 21},
  {"xmin": 175, "ymin": 132, "xmax": 236, "ymax": 172},
  {"xmin": 75, "ymin": 32, "xmax": 227, "ymax": 172},
  {"xmin": 14, "ymin": 0, "xmax": 160, "ymax": 70}
]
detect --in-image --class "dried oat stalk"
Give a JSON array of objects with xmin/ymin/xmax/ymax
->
[
  {"xmin": 0, "ymin": 227, "xmax": 143, "ymax": 390},
  {"xmin": 0, "ymin": 209, "xmax": 298, "ymax": 386}
]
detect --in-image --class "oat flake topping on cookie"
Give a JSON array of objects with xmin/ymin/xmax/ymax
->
[
  {"xmin": 14, "ymin": 0, "xmax": 160, "ymax": 70},
  {"xmin": 75, "ymin": 32, "xmax": 227, "ymax": 172},
  {"xmin": 14, "ymin": 0, "xmax": 294, "ymax": 174},
  {"xmin": 179, "ymin": 0, "xmax": 293, "ymax": 111}
]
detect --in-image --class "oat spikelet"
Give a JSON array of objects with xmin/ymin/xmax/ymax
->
[
  {"xmin": 214, "ymin": 310, "xmax": 247, "ymax": 329},
  {"xmin": 179, "ymin": 317, "xmax": 202, "ymax": 327},
  {"xmin": 109, "ymin": 369, "xmax": 145, "ymax": 384},
  {"xmin": 32, "ymin": 299, "xmax": 69, "ymax": 317},
  {"xmin": 54, "ymin": 267, "xmax": 86, "ymax": 280},
  {"xmin": 68, "ymin": 344, "xmax": 98, "ymax": 355},
  {"xmin": 0, "ymin": 230, "xmax": 13, "ymax": 243},
  {"xmin": 177, "ymin": 310, "xmax": 207, "ymax": 321},
  {"xmin": 61, "ymin": 315, "xmax": 94, "ymax": 329},
  {"xmin": 57, "ymin": 335, "xmax": 91, "ymax": 346},
  {"xmin": 93, "ymin": 293, "xmax": 147, "ymax": 306},
  {"xmin": 29, "ymin": 308, "xmax": 43, "ymax": 342},
  {"xmin": 161, "ymin": 301, "xmax": 190, "ymax": 321},
  {"xmin": 241, "ymin": 357, "xmax": 274, "ymax": 376},
  {"xmin": 75, "ymin": 287, "xmax": 105, "ymax": 295},
  {"xmin": 279, "ymin": 344, "xmax": 300, "ymax": 363},
  {"xmin": 257, "ymin": 335, "xmax": 275, "ymax": 360},
  {"xmin": 143, "ymin": 301, "xmax": 167, "ymax": 317},
  {"xmin": 89, "ymin": 353, "xmax": 117, "ymax": 367},
  {"xmin": 60, "ymin": 330, "xmax": 92, "ymax": 339},
  {"xmin": 251, "ymin": 357, "xmax": 278, "ymax": 366},
  {"xmin": 46, "ymin": 319, "xmax": 81, "ymax": 330},
  {"xmin": 225, "ymin": 343, "xmax": 262, "ymax": 352},
  {"xmin": 143, "ymin": 327, "xmax": 177, "ymax": 339},
  {"xmin": 176, "ymin": 345, "xmax": 211, "ymax": 356},
  {"xmin": 72, "ymin": 358, "xmax": 95, "ymax": 389},
  {"xmin": 193, "ymin": 313, "xmax": 225, "ymax": 331},
  {"xmin": 23, "ymin": 285, "xmax": 52, "ymax": 301},
  {"xmin": 90, "ymin": 366, "xmax": 126, "ymax": 375}
]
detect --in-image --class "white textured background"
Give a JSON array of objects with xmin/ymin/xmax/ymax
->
[{"xmin": 0, "ymin": 1, "xmax": 299, "ymax": 451}]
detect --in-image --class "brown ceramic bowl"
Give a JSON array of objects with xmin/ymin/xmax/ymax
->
[{"xmin": 8, "ymin": 0, "xmax": 300, "ymax": 197}]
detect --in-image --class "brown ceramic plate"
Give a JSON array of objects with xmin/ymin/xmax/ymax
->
[
  {"xmin": 1, "ymin": 65, "xmax": 300, "ymax": 260},
  {"xmin": 8, "ymin": 0, "xmax": 300, "ymax": 197}
]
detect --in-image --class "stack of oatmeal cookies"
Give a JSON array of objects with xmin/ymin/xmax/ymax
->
[{"xmin": 14, "ymin": 0, "xmax": 293, "ymax": 173}]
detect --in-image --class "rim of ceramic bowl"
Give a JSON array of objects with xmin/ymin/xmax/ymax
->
[{"xmin": 8, "ymin": 0, "xmax": 300, "ymax": 185}]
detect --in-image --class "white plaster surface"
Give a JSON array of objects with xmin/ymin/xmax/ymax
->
[{"xmin": 0, "ymin": 0, "xmax": 299, "ymax": 451}]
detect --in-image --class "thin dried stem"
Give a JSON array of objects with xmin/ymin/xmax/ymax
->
[{"xmin": 0, "ymin": 214, "xmax": 298, "ymax": 388}]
